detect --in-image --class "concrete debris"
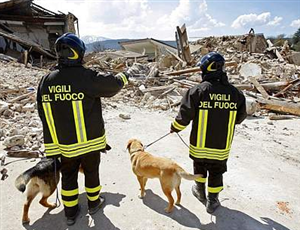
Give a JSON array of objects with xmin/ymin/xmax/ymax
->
[
  {"xmin": 245, "ymin": 97, "xmax": 258, "ymax": 115},
  {"xmin": 0, "ymin": 61, "xmax": 46, "ymax": 152},
  {"xmin": 3, "ymin": 135, "xmax": 25, "ymax": 148},
  {"xmin": 119, "ymin": 113, "xmax": 131, "ymax": 120},
  {"xmin": 239, "ymin": 63, "xmax": 262, "ymax": 79},
  {"xmin": 0, "ymin": 28, "xmax": 300, "ymax": 158},
  {"xmin": 1, "ymin": 167, "xmax": 8, "ymax": 180}
]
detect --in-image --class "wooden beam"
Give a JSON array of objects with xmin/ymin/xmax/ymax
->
[
  {"xmin": 249, "ymin": 77, "xmax": 269, "ymax": 99},
  {"xmin": 176, "ymin": 24, "xmax": 192, "ymax": 64},
  {"xmin": 258, "ymin": 98, "xmax": 300, "ymax": 116},
  {"xmin": 165, "ymin": 61, "xmax": 238, "ymax": 76}
]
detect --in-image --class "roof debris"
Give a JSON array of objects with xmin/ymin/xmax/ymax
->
[{"xmin": 0, "ymin": 25, "xmax": 300, "ymax": 157}]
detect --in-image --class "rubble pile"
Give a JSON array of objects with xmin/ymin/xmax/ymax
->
[
  {"xmin": 1, "ymin": 32, "xmax": 300, "ymax": 157},
  {"xmin": 0, "ymin": 62, "xmax": 48, "ymax": 153},
  {"xmin": 95, "ymin": 35, "xmax": 300, "ymax": 115}
]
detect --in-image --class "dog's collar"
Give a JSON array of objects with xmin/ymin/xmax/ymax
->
[
  {"xmin": 130, "ymin": 148, "xmax": 144, "ymax": 154},
  {"xmin": 130, "ymin": 148, "xmax": 143, "ymax": 159}
]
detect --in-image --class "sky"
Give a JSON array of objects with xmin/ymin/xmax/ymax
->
[{"xmin": 7, "ymin": 0, "xmax": 300, "ymax": 39}]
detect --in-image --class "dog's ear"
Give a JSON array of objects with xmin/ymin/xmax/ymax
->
[{"xmin": 126, "ymin": 139, "xmax": 134, "ymax": 150}]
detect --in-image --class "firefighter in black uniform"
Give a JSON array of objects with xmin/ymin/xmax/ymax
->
[
  {"xmin": 37, "ymin": 33, "xmax": 131, "ymax": 225},
  {"xmin": 170, "ymin": 52, "xmax": 247, "ymax": 213}
]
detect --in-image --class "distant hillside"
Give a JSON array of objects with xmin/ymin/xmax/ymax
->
[
  {"xmin": 86, "ymin": 39, "xmax": 130, "ymax": 52},
  {"xmin": 86, "ymin": 39, "xmax": 177, "ymax": 53},
  {"xmin": 81, "ymin": 35, "xmax": 109, "ymax": 44}
]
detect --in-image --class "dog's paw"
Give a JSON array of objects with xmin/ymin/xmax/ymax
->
[
  {"xmin": 22, "ymin": 218, "xmax": 30, "ymax": 225},
  {"xmin": 164, "ymin": 207, "xmax": 173, "ymax": 213},
  {"xmin": 48, "ymin": 203, "xmax": 57, "ymax": 209},
  {"xmin": 138, "ymin": 194, "xmax": 145, "ymax": 199},
  {"xmin": 175, "ymin": 200, "xmax": 181, "ymax": 206}
]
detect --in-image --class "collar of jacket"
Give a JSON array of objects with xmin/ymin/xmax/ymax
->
[{"xmin": 202, "ymin": 71, "xmax": 229, "ymax": 85}]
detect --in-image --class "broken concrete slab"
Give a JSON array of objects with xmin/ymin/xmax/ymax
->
[
  {"xmin": 239, "ymin": 63, "xmax": 262, "ymax": 78},
  {"xmin": 3, "ymin": 135, "xmax": 25, "ymax": 148}
]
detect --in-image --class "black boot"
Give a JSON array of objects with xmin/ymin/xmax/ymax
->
[
  {"xmin": 192, "ymin": 182, "xmax": 206, "ymax": 204},
  {"xmin": 206, "ymin": 193, "xmax": 220, "ymax": 214}
]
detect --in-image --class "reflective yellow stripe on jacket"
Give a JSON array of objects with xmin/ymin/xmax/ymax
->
[
  {"xmin": 43, "ymin": 102, "xmax": 106, "ymax": 158},
  {"xmin": 44, "ymin": 135, "xmax": 106, "ymax": 158},
  {"xmin": 191, "ymin": 109, "xmax": 237, "ymax": 160},
  {"xmin": 42, "ymin": 102, "xmax": 58, "ymax": 144},
  {"xmin": 172, "ymin": 120, "xmax": 187, "ymax": 131},
  {"xmin": 72, "ymin": 101, "xmax": 87, "ymax": 143},
  {"xmin": 197, "ymin": 109, "xmax": 208, "ymax": 148},
  {"xmin": 226, "ymin": 111, "xmax": 237, "ymax": 149},
  {"xmin": 117, "ymin": 73, "xmax": 128, "ymax": 86}
]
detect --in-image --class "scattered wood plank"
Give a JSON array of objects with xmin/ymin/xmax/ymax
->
[
  {"xmin": 139, "ymin": 85, "xmax": 175, "ymax": 95},
  {"xmin": 6, "ymin": 150, "xmax": 42, "ymax": 158},
  {"xmin": 157, "ymin": 87, "xmax": 176, "ymax": 99},
  {"xmin": 165, "ymin": 67, "xmax": 201, "ymax": 76},
  {"xmin": 176, "ymin": 24, "xmax": 192, "ymax": 65},
  {"xmin": 249, "ymin": 77, "xmax": 270, "ymax": 99},
  {"xmin": 269, "ymin": 114, "xmax": 296, "ymax": 120},
  {"xmin": 166, "ymin": 48, "xmax": 186, "ymax": 65},
  {"xmin": 274, "ymin": 79, "xmax": 300, "ymax": 97},
  {"xmin": 8, "ymin": 91, "xmax": 35, "ymax": 103},
  {"xmin": 173, "ymin": 79, "xmax": 197, "ymax": 87},
  {"xmin": 165, "ymin": 62, "xmax": 239, "ymax": 76},
  {"xmin": 234, "ymin": 81, "xmax": 289, "ymax": 91},
  {"xmin": 258, "ymin": 98, "xmax": 300, "ymax": 116}
]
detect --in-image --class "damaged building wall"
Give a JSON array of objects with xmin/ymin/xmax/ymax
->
[
  {"xmin": 0, "ymin": 0, "xmax": 78, "ymax": 63},
  {"xmin": 119, "ymin": 38, "xmax": 177, "ymax": 61}
]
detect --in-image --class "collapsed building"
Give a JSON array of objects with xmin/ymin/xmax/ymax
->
[
  {"xmin": 0, "ymin": 0, "xmax": 78, "ymax": 64},
  {"xmin": 119, "ymin": 38, "xmax": 177, "ymax": 61}
]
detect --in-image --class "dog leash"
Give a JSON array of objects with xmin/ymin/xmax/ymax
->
[
  {"xmin": 176, "ymin": 133, "xmax": 190, "ymax": 149},
  {"xmin": 54, "ymin": 159, "xmax": 61, "ymax": 208},
  {"xmin": 144, "ymin": 132, "xmax": 190, "ymax": 150},
  {"xmin": 144, "ymin": 132, "xmax": 171, "ymax": 149}
]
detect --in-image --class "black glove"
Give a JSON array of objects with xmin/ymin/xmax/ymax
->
[
  {"xmin": 100, "ymin": 144, "xmax": 112, "ymax": 153},
  {"xmin": 170, "ymin": 124, "xmax": 180, "ymax": 133}
]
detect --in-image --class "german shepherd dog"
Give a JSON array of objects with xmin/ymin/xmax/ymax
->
[
  {"xmin": 127, "ymin": 139, "xmax": 203, "ymax": 213},
  {"xmin": 15, "ymin": 158, "xmax": 61, "ymax": 224}
]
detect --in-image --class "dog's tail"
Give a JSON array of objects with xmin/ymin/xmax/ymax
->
[
  {"xmin": 177, "ymin": 168, "xmax": 203, "ymax": 181},
  {"xmin": 15, "ymin": 167, "xmax": 35, "ymax": 193}
]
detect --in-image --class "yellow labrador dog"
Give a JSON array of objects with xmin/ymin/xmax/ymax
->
[{"xmin": 127, "ymin": 139, "xmax": 203, "ymax": 213}]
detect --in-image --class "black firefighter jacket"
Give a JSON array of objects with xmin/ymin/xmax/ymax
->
[
  {"xmin": 37, "ymin": 65, "xmax": 128, "ymax": 158},
  {"xmin": 171, "ymin": 75, "xmax": 247, "ymax": 163}
]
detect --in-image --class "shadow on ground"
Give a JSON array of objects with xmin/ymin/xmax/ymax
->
[
  {"xmin": 142, "ymin": 190, "xmax": 290, "ymax": 230},
  {"xmin": 23, "ymin": 192, "xmax": 125, "ymax": 230},
  {"xmin": 142, "ymin": 189, "xmax": 202, "ymax": 229},
  {"xmin": 202, "ymin": 206, "xmax": 291, "ymax": 230}
]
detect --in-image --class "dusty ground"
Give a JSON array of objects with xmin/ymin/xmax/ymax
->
[{"xmin": 1, "ymin": 103, "xmax": 300, "ymax": 230}]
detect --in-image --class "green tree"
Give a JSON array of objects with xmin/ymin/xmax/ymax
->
[
  {"xmin": 291, "ymin": 28, "xmax": 300, "ymax": 51},
  {"xmin": 292, "ymin": 28, "xmax": 300, "ymax": 44}
]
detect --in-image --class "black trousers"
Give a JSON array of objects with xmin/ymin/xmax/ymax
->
[
  {"xmin": 61, "ymin": 151, "xmax": 101, "ymax": 217},
  {"xmin": 193, "ymin": 160, "xmax": 227, "ymax": 194}
]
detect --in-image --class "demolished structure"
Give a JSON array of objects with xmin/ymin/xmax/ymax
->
[
  {"xmin": 1, "ymin": 24, "xmax": 300, "ymax": 169},
  {"xmin": 0, "ymin": 0, "xmax": 78, "ymax": 64},
  {"xmin": 119, "ymin": 38, "xmax": 177, "ymax": 61}
]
